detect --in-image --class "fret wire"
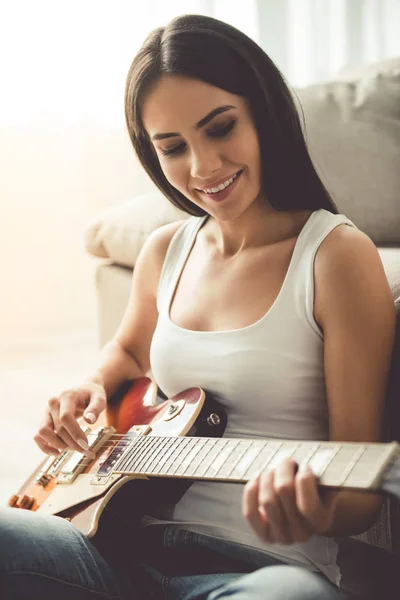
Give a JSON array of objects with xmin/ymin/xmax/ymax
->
[
  {"xmin": 170, "ymin": 438, "xmax": 198, "ymax": 475},
  {"xmin": 136, "ymin": 435, "xmax": 165, "ymax": 473},
  {"xmin": 130, "ymin": 436, "xmax": 157, "ymax": 470},
  {"xmin": 169, "ymin": 438, "xmax": 203, "ymax": 476},
  {"xmin": 225, "ymin": 440, "xmax": 256, "ymax": 479},
  {"xmin": 106, "ymin": 438, "xmax": 133, "ymax": 468},
  {"xmin": 146, "ymin": 438, "xmax": 179, "ymax": 474},
  {"xmin": 176, "ymin": 438, "xmax": 212, "ymax": 477},
  {"xmin": 109, "ymin": 437, "xmax": 134, "ymax": 460},
  {"xmin": 187, "ymin": 439, "xmax": 229, "ymax": 478},
  {"xmin": 143, "ymin": 436, "xmax": 172, "ymax": 473},
  {"xmin": 344, "ymin": 444, "xmax": 397, "ymax": 488},
  {"xmin": 301, "ymin": 443, "xmax": 320, "ymax": 468},
  {"xmin": 267, "ymin": 442, "xmax": 300, "ymax": 469},
  {"xmin": 178, "ymin": 438, "xmax": 207, "ymax": 472},
  {"xmin": 176, "ymin": 438, "xmax": 213, "ymax": 477},
  {"xmin": 154, "ymin": 437, "xmax": 191, "ymax": 475},
  {"xmin": 340, "ymin": 446, "xmax": 367, "ymax": 486},
  {"xmin": 210, "ymin": 439, "xmax": 244, "ymax": 478},
  {"xmin": 313, "ymin": 444, "xmax": 342, "ymax": 478},
  {"xmin": 126, "ymin": 436, "xmax": 151, "ymax": 467},
  {"xmin": 137, "ymin": 437, "xmax": 175, "ymax": 473},
  {"xmin": 243, "ymin": 441, "xmax": 283, "ymax": 479},
  {"xmin": 131, "ymin": 436, "xmax": 160, "ymax": 472},
  {"xmin": 166, "ymin": 438, "xmax": 194, "ymax": 475},
  {"xmin": 205, "ymin": 439, "xmax": 239, "ymax": 479},
  {"xmin": 229, "ymin": 441, "xmax": 267, "ymax": 480},
  {"xmin": 159, "ymin": 437, "xmax": 189, "ymax": 473},
  {"xmin": 320, "ymin": 445, "xmax": 367, "ymax": 487},
  {"xmin": 187, "ymin": 439, "xmax": 219, "ymax": 477},
  {"xmin": 110, "ymin": 434, "xmax": 399, "ymax": 492},
  {"xmin": 220, "ymin": 440, "xmax": 252, "ymax": 479},
  {"xmin": 115, "ymin": 436, "xmax": 148, "ymax": 472}
]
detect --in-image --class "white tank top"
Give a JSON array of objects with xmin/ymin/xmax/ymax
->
[{"xmin": 148, "ymin": 208, "xmax": 357, "ymax": 586}]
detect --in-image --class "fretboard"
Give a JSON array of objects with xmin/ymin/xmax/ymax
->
[{"xmin": 109, "ymin": 435, "xmax": 399, "ymax": 491}]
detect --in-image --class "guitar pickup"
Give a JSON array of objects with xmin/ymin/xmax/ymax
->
[{"xmin": 56, "ymin": 426, "xmax": 115, "ymax": 484}]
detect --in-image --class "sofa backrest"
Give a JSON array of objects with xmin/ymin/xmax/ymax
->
[{"xmin": 296, "ymin": 57, "xmax": 400, "ymax": 246}]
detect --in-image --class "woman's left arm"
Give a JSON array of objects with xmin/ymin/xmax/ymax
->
[
  {"xmin": 312, "ymin": 225, "xmax": 396, "ymax": 536},
  {"xmin": 243, "ymin": 225, "xmax": 396, "ymax": 542}
]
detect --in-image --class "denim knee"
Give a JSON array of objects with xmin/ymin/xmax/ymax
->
[
  {"xmin": 207, "ymin": 565, "xmax": 340, "ymax": 600},
  {"xmin": 0, "ymin": 507, "xmax": 131, "ymax": 599},
  {"xmin": 0, "ymin": 506, "xmax": 83, "ymax": 572}
]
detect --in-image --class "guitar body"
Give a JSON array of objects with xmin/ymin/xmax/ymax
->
[
  {"xmin": 9, "ymin": 378, "xmax": 226, "ymax": 538},
  {"xmin": 10, "ymin": 377, "xmax": 400, "ymax": 546}
]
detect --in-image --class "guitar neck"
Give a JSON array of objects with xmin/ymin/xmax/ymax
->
[{"xmin": 110, "ymin": 435, "xmax": 399, "ymax": 491}]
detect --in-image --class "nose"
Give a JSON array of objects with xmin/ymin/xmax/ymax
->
[{"xmin": 190, "ymin": 145, "xmax": 223, "ymax": 180}]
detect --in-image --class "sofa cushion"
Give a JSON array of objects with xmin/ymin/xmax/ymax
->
[
  {"xmin": 84, "ymin": 192, "xmax": 187, "ymax": 268},
  {"xmin": 296, "ymin": 57, "xmax": 400, "ymax": 245}
]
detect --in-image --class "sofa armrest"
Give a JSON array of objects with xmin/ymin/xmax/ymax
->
[{"xmin": 95, "ymin": 262, "xmax": 133, "ymax": 347}]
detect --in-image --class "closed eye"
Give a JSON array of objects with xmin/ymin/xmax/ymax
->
[
  {"xmin": 207, "ymin": 119, "xmax": 236, "ymax": 138},
  {"xmin": 160, "ymin": 119, "xmax": 237, "ymax": 157}
]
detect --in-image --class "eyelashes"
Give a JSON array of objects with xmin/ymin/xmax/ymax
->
[{"xmin": 160, "ymin": 119, "xmax": 237, "ymax": 157}]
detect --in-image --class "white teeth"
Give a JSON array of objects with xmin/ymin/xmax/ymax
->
[{"xmin": 202, "ymin": 172, "xmax": 239, "ymax": 194}]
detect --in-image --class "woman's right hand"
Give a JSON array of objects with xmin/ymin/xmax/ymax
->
[{"xmin": 34, "ymin": 381, "xmax": 107, "ymax": 458}]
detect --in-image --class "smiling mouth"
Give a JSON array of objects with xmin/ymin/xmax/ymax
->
[{"xmin": 196, "ymin": 170, "xmax": 243, "ymax": 194}]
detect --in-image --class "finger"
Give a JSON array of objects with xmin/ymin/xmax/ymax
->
[
  {"xmin": 37, "ymin": 410, "xmax": 68, "ymax": 452},
  {"xmin": 57, "ymin": 394, "xmax": 96, "ymax": 456},
  {"xmin": 83, "ymin": 393, "xmax": 106, "ymax": 424},
  {"xmin": 47, "ymin": 402, "xmax": 85, "ymax": 452},
  {"xmin": 243, "ymin": 477, "xmax": 273, "ymax": 543},
  {"xmin": 320, "ymin": 488, "xmax": 340, "ymax": 511},
  {"xmin": 47, "ymin": 401, "xmax": 94, "ymax": 457},
  {"xmin": 274, "ymin": 459, "xmax": 313, "ymax": 543},
  {"xmin": 295, "ymin": 463, "xmax": 328, "ymax": 531},
  {"xmin": 33, "ymin": 434, "xmax": 61, "ymax": 456},
  {"xmin": 259, "ymin": 469, "xmax": 293, "ymax": 544},
  {"xmin": 53, "ymin": 425, "xmax": 95, "ymax": 457}
]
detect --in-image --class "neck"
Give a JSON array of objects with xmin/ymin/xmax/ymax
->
[{"xmin": 203, "ymin": 204, "xmax": 313, "ymax": 258}]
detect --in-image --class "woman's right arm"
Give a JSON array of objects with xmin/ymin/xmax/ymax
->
[{"xmin": 34, "ymin": 220, "xmax": 186, "ymax": 457}]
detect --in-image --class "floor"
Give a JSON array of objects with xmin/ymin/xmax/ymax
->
[{"xmin": 0, "ymin": 332, "xmax": 99, "ymax": 505}]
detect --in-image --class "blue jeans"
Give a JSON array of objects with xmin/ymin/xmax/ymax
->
[{"xmin": 0, "ymin": 507, "xmax": 340, "ymax": 599}]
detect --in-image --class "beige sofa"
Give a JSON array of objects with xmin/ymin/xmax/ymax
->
[{"xmin": 85, "ymin": 58, "xmax": 400, "ymax": 597}]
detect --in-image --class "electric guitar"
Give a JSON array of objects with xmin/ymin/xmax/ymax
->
[{"xmin": 8, "ymin": 377, "xmax": 400, "ymax": 538}]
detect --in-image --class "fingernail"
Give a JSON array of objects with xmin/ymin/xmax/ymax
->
[
  {"xmin": 78, "ymin": 439, "xmax": 89, "ymax": 450},
  {"xmin": 77, "ymin": 440, "xmax": 95, "ymax": 459},
  {"xmin": 85, "ymin": 412, "xmax": 96, "ymax": 424}
]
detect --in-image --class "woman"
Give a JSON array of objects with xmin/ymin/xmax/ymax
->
[{"xmin": 0, "ymin": 14, "xmax": 395, "ymax": 600}]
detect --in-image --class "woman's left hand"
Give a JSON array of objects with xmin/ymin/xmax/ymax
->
[{"xmin": 242, "ymin": 458, "xmax": 339, "ymax": 544}]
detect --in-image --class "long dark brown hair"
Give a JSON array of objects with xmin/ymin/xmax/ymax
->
[{"xmin": 124, "ymin": 14, "xmax": 338, "ymax": 216}]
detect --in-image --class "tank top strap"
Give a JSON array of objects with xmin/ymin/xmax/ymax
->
[
  {"xmin": 298, "ymin": 208, "xmax": 356, "ymax": 252},
  {"xmin": 289, "ymin": 208, "xmax": 358, "ymax": 274},
  {"xmin": 279, "ymin": 208, "xmax": 359, "ymax": 337},
  {"xmin": 156, "ymin": 215, "xmax": 208, "ymax": 314}
]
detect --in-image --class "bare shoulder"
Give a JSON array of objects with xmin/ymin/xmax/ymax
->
[
  {"xmin": 138, "ymin": 219, "xmax": 188, "ymax": 273},
  {"xmin": 315, "ymin": 224, "xmax": 381, "ymax": 272},
  {"xmin": 148, "ymin": 218, "xmax": 188, "ymax": 248},
  {"xmin": 113, "ymin": 218, "xmax": 188, "ymax": 370},
  {"xmin": 314, "ymin": 224, "xmax": 393, "ymax": 328}
]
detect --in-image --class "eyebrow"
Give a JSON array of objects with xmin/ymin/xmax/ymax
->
[{"xmin": 150, "ymin": 105, "xmax": 237, "ymax": 141}]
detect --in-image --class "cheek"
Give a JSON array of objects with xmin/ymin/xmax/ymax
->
[
  {"xmin": 244, "ymin": 132, "xmax": 261, "ymax": 167},
  {"xmin": 232, "ymin": 127, "xmax": 261, "ymax": 170},
  {"xmin": 159, "ymin": 159, "xmax": 185, "ymax": 188}
]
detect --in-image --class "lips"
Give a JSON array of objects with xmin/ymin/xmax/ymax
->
[
  {"xmin": 196, "ymin": 170, "xmax": 243, "ymax": 193},
  {"xmin": 197, "ymin": 169, "xmax": 243, "ymax": 203}
]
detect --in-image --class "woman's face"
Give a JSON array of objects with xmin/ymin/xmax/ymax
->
[{"xmin": 142, "ymin": 75, "xmax": 264, "ymax": 221}]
